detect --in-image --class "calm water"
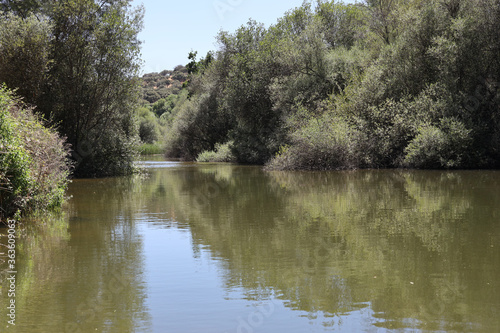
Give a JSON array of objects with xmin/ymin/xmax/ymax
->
[{"xmin": 1, "ymin": 158, "xmax": 499, "ymax": 332}]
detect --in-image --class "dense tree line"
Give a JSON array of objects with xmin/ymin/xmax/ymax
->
[
  {"xmin": 0, "ymin": 0, "xmax": 143, "ymax": 177},
  {"xmin": 168, "ymin": 0, "xmax": 500, "ymax": 170}
]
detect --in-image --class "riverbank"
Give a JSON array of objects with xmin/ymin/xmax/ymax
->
[{"xmin": 0, "ymin": 87, "xmax": 70, "ymax": 220}]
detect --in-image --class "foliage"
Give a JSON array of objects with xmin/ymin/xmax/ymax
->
[
  {"xmin": 4, "ymin": 0, "xmax": 499, "ymax": 172},
  {"xmin": 216, "ymin": 20, "xmax": 284, "ymax": 164},
  {"xmin": 140, "ymin": 66, "xmax": 188, "ymax": 104},
  {"xmin": 137, "ymin": 107, "xmax": 160, "ymax": 144},
  {"xmin": 0, "ymin": 86, "xmax": 71, "ymax": 219},
  {"xmin": 164, "ymin": 90, "xmax": 232, "ymax": 160},
  {"xmin": 403, "ymin": 118, "xmax": 473, "ymax": 169},
  {"xmin": 0, "ymin": 0, "xmax": 144, "ymax": 178},
  {"xmin": 162, "ymin": 0, "xmax": 500, "ymax": 170},
  {"xmin": 186, "ymin": 51, "xmax": 214, "ymax": 75},
  {"xmin": 0, "ymin": 0, "xmax": 43, "ymax": 18},
  {"xmin": 139, "ymin": 142, "xmax": 164, "ymax": 155},
  {"xmin": 196, "ymin": 141, "xmax": 236, "ymax": 163},
  {"xmin": 136, "ymin": 66, "xmax": 193, "ymax": 156},
  {"xmin": 151, "ymin": 95, "xmax": 176, "ymax": 117},
  {"xmin": 0, "ymin": 11, "xmax": 52, "ymax": 106},
  {"xmin": 266, "ymin": 115, "xmax": 358, "ymax": 170}
]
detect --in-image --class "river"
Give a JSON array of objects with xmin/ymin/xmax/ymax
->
[{"xmin": 1, "ymin": 157, "xmax": 499, "ymax": 332}]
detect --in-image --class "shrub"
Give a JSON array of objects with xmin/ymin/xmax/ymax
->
[
  {"xmin": 139, "ymin": 118, "xmax": 159, "ymax": 144},
  {"xmin": 165, "ymin": 92, "xmax": 231, "ymax": 160},
  {"xmin": 0, "ymin": 11, "xmax": 52, "ymax": 106},
  {"xmin": 139, "ymin": 143, "xmax": 164, "ymax": 155},
  {"xmin": 136, "ymin": 107, "xmax": 160, "ymax": 144},
  {"xmin": 266, "ymin": 116, "xmax": 358, "ymax": 171},
  {"xmin": 196, "ymin": 141, "xmax": 236, "ymax": 163},
  {"xmin": 403, "ymin": 118, "xmax": 472, "ymax": 169},
  {"xmin": 153, "ymin": 0, "xmax": 500, "ymax": 170},
  {"xmin": 0, "ymin": 86, "xmax": 71, "ymax": 218},
  {"xmin": 0, "ymin": 1, "xmax": 144, "ymax": 178}
]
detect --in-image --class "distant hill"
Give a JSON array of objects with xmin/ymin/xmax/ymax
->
[{"xmin": 140, "ymin": 65, "xmax": 188, "ymax": 104}]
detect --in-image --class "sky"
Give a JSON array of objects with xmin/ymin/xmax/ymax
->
[{"xmin": 130, "ymin": 0, "xmax": 340, "ymax": 74}]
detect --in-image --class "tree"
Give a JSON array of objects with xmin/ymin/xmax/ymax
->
[
  {"xmin": 0, "ymin": 11, "xmax": 52, "ymax": 106},
  {"xmin": 38, "ymin": 0, "xmax": 144, "ymax": 177},
  {"xmin": 1, "ymin": 0, "xmax": 144, "ymax": 177},
  {"xmin": 0, "ymin": 0, "xmax": 43, "ymax": 18},
  {"xmin": 186, "ymin": 51, "xmax": 198, "ymax": 75},
  {"xmin": 315, "ymin": 0, "xmax": 365, "ymax": 49},
  {"xmin": 163, "ymin": 0, "xmax": 500, "ymax": 170},
  {"xmin": 364, "ymin": 0, "xmax": 398, "ymax": 44},
  {"xmin": 186, "ymin": 50, "xmax": 215, "ymax": 76},
  {"xmin": 217, "ymin": 20, "xmax": 284, "ymax": 164}
]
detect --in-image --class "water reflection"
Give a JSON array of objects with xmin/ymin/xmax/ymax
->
[
  {"xmin": 137, "ymin": 165, "xmax": 499, "ymax": 332},
  {"xmin": 0, "ymin": 176, "xmax": 151, "ymax": 333},
  {"xmin": 1, "ymin": 164, "xmax": 499, "ymax": 332}
]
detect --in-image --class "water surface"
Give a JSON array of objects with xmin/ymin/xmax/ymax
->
[{"xmin": 1, "ymin": 159, "xmax": 499, "ymax": 332}]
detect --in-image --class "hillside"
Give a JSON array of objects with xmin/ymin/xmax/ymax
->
[
  {"xmin": 136, "ymin": 65, "xmax": 191, "ymax": 149},
  {"xmin": 140, "ymin": 65, "xmax": 188, "ymax": 104}
]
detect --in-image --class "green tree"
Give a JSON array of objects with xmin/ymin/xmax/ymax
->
[
  {"xmin": 1, "ymin": 0, "xmax": 144, "ymax": 177},
  {"xmin": 315, "ymin": 0, "xmax": 365, "ymax": 49},
  {"xmin": 0, "ymin": 11, "xmax": 52, "ymax": 106},
  {"xmin": 186, "ymin": 51, "xmax": 198, "ymax": 75},
  {"xmin": 38, "ymin": 0, "xmax": 144, "ymax": 177},
  {"xmin": 0, "ymin": 0, "xmax": 43, "ymax": 18},
  {"xmin": 364, "ymin": 0, "xmax": 399, "ymax": 44},
  {"xmin": 164, "ymin": 0, "xmax": 500, "ymax": 170},
  {"xmin": 217, "ymin": 20, "xmax": 285, "ymax": 164},
  {"xmin": 137, "ymin": 107, "xmax": 160, "ymax": 144}
]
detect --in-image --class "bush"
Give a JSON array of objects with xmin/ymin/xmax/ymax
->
[
  {"xmin": 139, "ymin": 143, "xmax": 164, "ymax": 155},
  {"xmin": 0, "ymin": 87, "xmax": 71, "ymax": 218},
  {"xmin": 137, "ymin": 107, "xmax": 160, "ymax": 144},
  {"xmin": 0, "ymin": 1, "xmax": 144, "ymax": 178},
  {"xmin": 139, "ymin": 118, "xmax": 159, "ymax": 144},
  {"xmin": 266, "ymin": 116, "xmax": 358, "ymax": 171},
  {"xmin": 403, "ymin": 118, "xmax": 473, "ymax": 169},
  {"xmin": 156, "ymin": 0, "xmax": 500, "ymax": 170},
  {"xmin": 74, "ymin": 130, "xmax": 139, "ymax": 178},
  {"xmin": 0, "ymin": 11, "xmax": 52, "ymax": 106},
  {"xmin": 196, "ymin": 141, "xmax": 236, "ymax": 163}
]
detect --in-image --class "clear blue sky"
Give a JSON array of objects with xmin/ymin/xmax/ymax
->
[{"xmin": 131, "ymin": 0, "xmax": 355, "ymax": 74}]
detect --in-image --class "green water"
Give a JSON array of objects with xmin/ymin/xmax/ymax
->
[{"xmin": 1, "ymin": 159, "xmax": 499, "ymax": 332}]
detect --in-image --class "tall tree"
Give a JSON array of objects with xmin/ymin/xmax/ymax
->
[
  {"xmin": 0, "ymin": 12, "xmax": 52, "ymax": 106},
  {"xmin": 1, "ymin": 0, "xmax": 144, "ymax": 177},
  {"xmin": 39, "ymin": 0, "xmax": 144, "ymax": 177},
  {"xmin": 365, "ymin": 0, "xmax": 398, "ymax": 44}
]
